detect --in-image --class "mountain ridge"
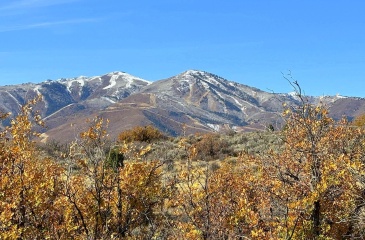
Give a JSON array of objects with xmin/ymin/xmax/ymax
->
[{"xmin": 0, "ymin": 70, "xmax": 364, "ymax": 142}]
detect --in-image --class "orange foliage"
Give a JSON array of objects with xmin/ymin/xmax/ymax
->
[
  {"xmin": 118, "ymin": 125, "xmax": 165, "ymax": 143},
  {"xmin": 1, "ymin": 93, "xmax": 365, "ymax": 239},
  {"xmin": 353, "ymin": 113, "xmax": 365, "ymax": 127},
  {"xmin": 0, "ymin": 96, "xmax": 65, "ymax": 239}
]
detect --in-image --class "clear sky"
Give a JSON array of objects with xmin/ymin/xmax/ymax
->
[{"xmin": 1, "ymin": 0, "xmax": 364, "ymax": 97}]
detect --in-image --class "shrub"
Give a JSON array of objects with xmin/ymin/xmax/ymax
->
[
  {"xmin": 191, "ymin": 133, "xmax": 229, "ymax": 161},
  {"xmin": 353, "ymin": 113, "xmax": 365, "ymax": 127},
  {"xmin": 105, "ymin": 147, "xmax": 124, "ymax": 170},
  {"xmin": 118, "ymin": 125, "xmax": 166, "ymax": 143}
]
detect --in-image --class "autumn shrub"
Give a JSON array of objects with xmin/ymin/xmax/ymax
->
[
  {"xmin": 0, "ymin": 102, "xmax": 175, "ymax": 239},
  {"xmin": 0, "ymin": 96, "xmax": 66, "ymax": 239},
  {"xmin": 209, "ymin": 161, "xmax": 220, "ymax": 171},
  {"xmin": 247, "ymin": 82, "xmax": 365, "ymax": 239},
  {"xmin": 174, "ymin": 90, "xmax": 365, "ymax": 239},
  {"xmin": 174, "ymin": 154, "xmax": 264, "ymax": 239},
  {"xmin": 62, "ymin": 117, "xmax": 175, "ymax": 239},
  {"xmin": 353, "ymin": 113, "xmax": 365, "ymax": 127},
  {"xmin": 191, "ymin": 133, "xmax": 229, "ymax": 161},
  {"xmin": 118, "ymin": 125, "xmax": 166, "ymax": 143}
]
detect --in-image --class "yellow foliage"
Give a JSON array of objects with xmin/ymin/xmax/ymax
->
[
  {"xmin": 0, "ymin": 96, "xmax": 65, "ymax": 239},
  {"xmin": 118, "ymin": 125, "xmax": 165, "ymax": 143},
  {"xmin": 1, "ymin": 94, "xmax": 365, "ymax": 239},
  {"xmin": 353, "ymin": 113, "xmax": 365, "ymax": 127}
]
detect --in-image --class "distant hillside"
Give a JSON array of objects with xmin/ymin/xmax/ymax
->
[{"xmin": 0, "ymin": 70, "xmax": 364, "ymax": 142}]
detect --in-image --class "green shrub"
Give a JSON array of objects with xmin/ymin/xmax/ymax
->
[{"xmin": 105, "ymin": 148, "xmax": 124, "ymax": 170}]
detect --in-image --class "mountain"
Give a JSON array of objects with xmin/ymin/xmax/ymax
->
[
  {"xmin": 0, "ymin": 70, "xmax": 364, "ymax": 143},
  {"xmin": 133, "ymin": 70, "xmax": 290, "ymax": 132},
  {"xmin": 0, "ymin": 71, "xmax": 150, "ymax": 129}
]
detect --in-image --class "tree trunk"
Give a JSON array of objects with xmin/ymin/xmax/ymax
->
[{"xmin": 312, "ymin": 200, "xmax": 321, "ymax": 238}]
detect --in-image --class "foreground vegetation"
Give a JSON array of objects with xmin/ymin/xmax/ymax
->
[{"xmin": 1, "ymin": 91, "xmax": 365, "ymax": 239}]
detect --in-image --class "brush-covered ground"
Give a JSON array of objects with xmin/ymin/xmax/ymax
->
[{"xmin": 2, "ymin": 95, "xmax": 365, "ymax": 239}]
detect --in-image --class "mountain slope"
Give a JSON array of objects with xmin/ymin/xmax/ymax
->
[
  {"xmin": 0, "ymin": 71, "xmax": 151, "ymax": 130},
  {"xmin": 1, "ymin": 70, "xmax": 364, "ymax": 143},
  {"xmin": 137, "ymin": 70, "xmax": 303, "ymax": 130},
  {"xmin": 37, "ymin": 70, "xmax": 345, "ymax": 142}
]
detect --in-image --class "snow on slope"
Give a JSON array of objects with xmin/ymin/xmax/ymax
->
[
  {"xmin": 103, "ymin": 75, "xmax": 118, "ymax": 90},
  {"xmin": 66, "ymin": 78, "xmax": 85, "ymax": 92},
  {"xmin": 34, "ymin": 85, "xmax": 41, "ymax": 94},
  {"xmin": 104, "ymin": 72, "xmax": 151, "ymax": 90}
]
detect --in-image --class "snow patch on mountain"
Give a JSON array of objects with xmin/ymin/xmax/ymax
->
[
  {"xmin": 200, "ymin": 80, "xmax": 210, "ymax": 91},
  {"xmin": 5, "ymin": 91, "xmax": 21, "ymax": 107},
  {"xmin": 43, "ymin": 104, "xmax": 74, "ymax": 120},
  {"xmin": 335, "ymin": 94, "xmax": 346, "ymax": 99},
  {"xmin": 213, "ymin": 88, "xmax": 224, "ymax": 99},
  {"xmin": 207, "ymin": 123, "xmax": 220, "ymax": 131},
  {"xmin": 34, "ymin": 85, "xmax": 41, "ymax": 94},
  {"xmin": 125, "ymin": 77, "xmax": 133, "ymax": 88},
  {"xmin": 230, "ymin": 96, "xmax": 245, "ymax": 112},
  {"xmin": 318, "ymin": 94, "xmax": 347, "ymax": 103},
  {"xmin": 177, "ymin": 80, "xmax": 191, "ymax": 93},
  {"xmin": 288, "ymin": 91, "xmax": 298, "ymax": 97},
  {"xmin": 101, "ymin": 97, "xmax": 116, "ymax": 104},
  {"xmin": 204, "ymin": 75, "xmax": 221, "ymax": 86},
  {"xmin": 103, "ymin": 75, "xmax": 118, "ymax": 90},
  {"xmin": 104, "ymin": 72, "xmax": 151, "ymax": 90},
  {"xmin": 66, "ymin": 79, "xmax": 85, "ymax": 93},
  {"xmin": 184, "ymin": 70, "xmax": 200, "ymax": 76}
]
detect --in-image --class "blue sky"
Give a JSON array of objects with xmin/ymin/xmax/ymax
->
[{"xmin": 0, "ymin": 0, "xmax": 364, "ymax": 97}]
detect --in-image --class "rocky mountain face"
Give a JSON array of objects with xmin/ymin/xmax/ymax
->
[
  {"xmin": 0, "ymin": 71, "xmax": 150, "ymax": 129},
  {"xmin": 134, "ymin": 70, "xmax": 291, "ymax": 133},
  {"xmin": 0, "ymin": 70, "xmax": 363, "ymax": 142}
]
